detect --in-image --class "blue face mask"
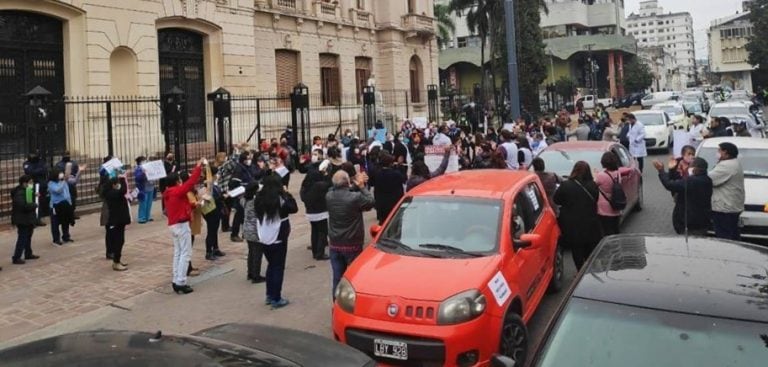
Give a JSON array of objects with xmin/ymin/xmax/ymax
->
[{"xmin": 532, "ymin": 141, "xmax": 540, "ymax": 149}]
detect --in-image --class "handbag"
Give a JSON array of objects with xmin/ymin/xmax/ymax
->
[{"xmin": 200, "ymin": 197, "xmax": 217, "ymax": 215}]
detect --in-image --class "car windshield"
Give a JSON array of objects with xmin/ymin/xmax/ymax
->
[
  {"xmin": 683, "ymin": 103, "xmax": 703, "ymax": 113},
  {"xmin": 537, "ymin": 150, "xmax": 604, "ymax": 177},
  {"xmin": 653, "ymin": 105, "xmax": 683, "ymax": 116},
  {"xmin": 698, "ymin": 147, "xmax": 768, "ymax": 177},
  {"xmin": 710, "ymin": 106, "xmax": 750, "ymax": 116},
  {"xmin": 534, "ymin": 297, "xmax": 768, "ymax": 367},
  {"xmin": 379, "ymin": 196, "xmax": 501, "ymax": 255},
  {"xmin": 634, "ymin": 113, "xmax": 665, "ymax": 126}
]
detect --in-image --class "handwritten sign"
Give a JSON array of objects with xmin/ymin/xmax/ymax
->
[
  {"xmin": 672, "ymin": 130, "xmax": 691, "ymax": 158},
  {"xmin": 142, "ymin": 160, "xmax": 167, "ymax": 181},
  {"xmin": 423, "ymin": 145, "xmax": 459, "ymax": 173},
  {"xmin": 412, "ymin": 116, "xmax": 428, "ymax": 129},
  {"xmin": 102, "ymin": 158, "xmax": 123, "ymax": 172},
  {"xmin": 488, "ymin": 271, "xmax": 511, "ymax": 307}
]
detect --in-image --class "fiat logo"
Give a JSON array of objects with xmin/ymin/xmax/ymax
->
[{"xmin": 387, "ymin": 304, "xmax": 399, "ymax": 317}]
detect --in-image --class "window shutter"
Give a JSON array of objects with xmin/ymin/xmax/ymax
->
[{"xmin": 275, "ymin": 50, "xmax": 299, "ymax": 97}]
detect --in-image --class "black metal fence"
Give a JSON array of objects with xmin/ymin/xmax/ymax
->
[{"xmin": 0, "ymin": 87, "xmax": 439, "ymax": 220}]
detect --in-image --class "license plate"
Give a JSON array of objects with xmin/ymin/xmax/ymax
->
[{"xmin": 373, "ymin": 339, "xmax": 408, "ymax": 360}]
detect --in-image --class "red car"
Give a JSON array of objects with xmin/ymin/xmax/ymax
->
[
  {"xmin": 332, "ymin": 170, "xmax": 562, "ymax": 366},
  {"xmin": 535, "ymin": 141, "xmax": 643, "ymax": 222}
]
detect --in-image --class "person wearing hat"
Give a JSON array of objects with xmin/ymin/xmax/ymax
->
[
  {"xmin": 654, "ymin": 157, "xmax": 713, "ymax": 236},
  {"xmin": 708, "ymin": 142, "xmax": 745, "ymax": 240},
  {"xmin": 732, "ymin": 119, "xmax": 752, "ymax": 137}
]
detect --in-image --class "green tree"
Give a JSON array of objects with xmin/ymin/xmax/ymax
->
[
  {"xmin": 555, "ymin": 76, "xmax": 576, "ymax": 101},
  {"xmin": 746, "ymin": 0, "xmax": 768, "ymax": 68},
  {"xmin": 434, "ymin": 3, "xmax": 456, "ymax": 49},
  {"xmin": 623, "ymin": 60, "xmax": 654, "ymax": 93},
  {"xmin": 450, "ymin": 0, "xmax": 491, "ymax": 101}
]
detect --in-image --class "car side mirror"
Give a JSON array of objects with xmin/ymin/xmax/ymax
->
[
  {"xmin": 369, "ymin": 224, "xmax": 382, "ymax": 238},
  {"xmin": 517, "ymin": 233, "xmax": 542, "ymax": 250},
  {"xmin": 491, "ymin": 354, "xmax": 516, "ymax": 367}
]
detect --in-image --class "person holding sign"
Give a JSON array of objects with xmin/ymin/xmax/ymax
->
[
  {"xmin": 104, "ymin": 175, "xmax": 131, "ymax": 272},
  {"xmin": 11, "ymin": 175, "xmax": 40, "ymax": 265},
  {"xmin": 134, "ymin": 156, "xmax": 156, "ymax": 224},
  {"xmin": 406, "ymin": 145, "xmax": 452, "ymax": 192}
]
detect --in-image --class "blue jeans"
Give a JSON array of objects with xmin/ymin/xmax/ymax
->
[
  {"xmin": 51, "ymin": 214, "xmax": 71, "ymax": 243},
  {"xmin": 712, "ymin": 211, "xmax": 741, "ymax": 241},
  {"xmin": 263, "ymin": 242, "xmax": 288, "ymax": 302},
  {"xmin": 330, "ymin": 249, "xmax": 361, "ymax": 299},
  {"xmin": 138, "ymin": 187, "xmax": 155, "ymax": 223},
  {"xmin": 13, "ymin": 225, "xmax": 34, "ymax": 260}
]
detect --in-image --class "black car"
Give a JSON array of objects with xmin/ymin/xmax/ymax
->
[
  {"xmin": 0, "ymin": 323, "xmax": 376, "ymax": 367},
  {"xmin": 615, "ymin": 92, "xmax": 645, "ymax": 108},
  {"xmin": 530, "ymin": 235, "xmax": 768, "ymax": 367}
]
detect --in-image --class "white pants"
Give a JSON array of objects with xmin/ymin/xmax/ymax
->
[{"xmin": 170, "ymin": 222, "xmax": 192, "ymax": 285}]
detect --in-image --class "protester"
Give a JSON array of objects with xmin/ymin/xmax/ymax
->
[
  {"xmin": 251, "ymin": 174, "xmax": 298, "ymax": 308},
  {"xmin": 708, "ymin": 142, "xmax": 745, "ymax": 240},
  {"xmin": 134, "ymin": 156, "xmax": 155, "ymax": 224},
  {"xmin": 327, "ymin": 170, "xmax": 375, "ymax": 298},
  {"xmin": 48, "ymin": 168, "xmax": 74, "ymax": 246},
  {"xmin": 11, "ymin": 175, "xmax": 39, "ymax": 265},
  {"xmin": 104, "ymin": 175, "xmax": 131, "ymax": 271},
  {"xmin": 568, "ymin": 118, "xmax": 591, "ymax": 141},
  {"xmin": 688, "ymin": 115, "xmax": 706, "ymax": 148},
  {"xmin": 408, "ymin": 132, "xmax": 426, "ymax": 163},
  {"xmin": 671, "ymin": 145, "xmax": 696, "ymax": 179},
  {"xmin": 23, "ymin": 152, "xmax": 48, "ymax": 225},
  {"xmin": 531, "ymin": 157, "xmax": 562, "ymax": 210},
  {"xmin": 432, "ymin": 124, "xmax": 453, "ymax": 146},
  {"xmin": 159, "ymin": 152, "xmax": 177, "ymax": 212},
  {"xmin": 627, "ymin": 113, "xmax": 648, "ymax": 172},
  {"xmin": 654, "ymin": 157, "xmax": 713, "ymax": 236},
  {"xmin": 55, "ymin": 151, "xmax": 83, "ymax": 217},
  {"xmin": 269, "ymin": 156, "xmax": 291, "ymax": 187},
  {"xmin": 213, "ymin": 152, "xmax": 233, "ymax": 233},
  {"xmin": 229, "ymin": 151, "xmax": 256, "ymax": 243},
  {"xmin": 554, "ymin": 161, "xmax": 602, "ymax": 270},
  {"xmin": 517, "ymin": 136, "xmax": 534, "ymax": 170},
  {"xmin": 203, "ymin": 164, "xmax": 226, "ymax": 261},
  {"xmin": 595, "ymin": 152, "xmax": 632, "ymax": 236},
  {"xmin": 98, "ymin": 156, "xmax": 114, "ymax": 259},
  {"xmin": 531, "ymin": 133, "xmax": 548, "ymax": 156},
  {"xmin": 707, "ymin": 117, "xmax": 731, "ymax": 138},
  {"xmin": 602, "ymin": 117, "xmax": 619, "ymax": 142},
  {"xmin": 243, "ymin": 182, "xmax": 265, "ymax": 283},
  {"xmin": 732, "ymin": 120, "xmax": 752, "ymax": 137},
  {"xmin": 164, "ymin": 158, "xmax": 205, "ymax": 294},
  {"xmin": 181, "ymin": 171, "xmax": 202, "ymax": 277},
  {"xmin": 407, "ymin": 145, "xmax": 452, "ymax": 191},
  {"xmin": 300, "ymin": 160, "xmax": 333, "ymax": 260},
  {"xmin": 498, "ymin": 130, "xmax": 519, "ymax": 170},
  {"xmin": 370, "ymin": 152, "xmax": 406, "ymax": 224}
]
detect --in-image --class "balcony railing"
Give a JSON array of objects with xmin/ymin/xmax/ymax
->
[
  {"xmin": 269, "ymin": 0, "xmax": 304, "ymax": 12},
  {"xmin": 402, "ymin": 13, "xmax": 435, "ymax": 38}
]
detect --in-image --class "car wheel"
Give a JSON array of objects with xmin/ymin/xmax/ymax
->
[
  {"xmin": 634, "ymin": 180, "xmax": 644, "ymax": 212},
  {"xmin": 499, "ymin": 313, "xmax": 528, "ymax": 364},
  {"xmin": 547, "ymin": 245, "xmax": 564, "ymax": 294}
]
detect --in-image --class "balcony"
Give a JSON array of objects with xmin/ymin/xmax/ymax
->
[
  {"xmin": 313, "ymin": 0, "xmax": 339, "ymax": 19},
  {"xmin": 268, "ymin": 0, "xmax": 306, "ymax": 14},
  {"xmin": 402, "ymin": 13, "xmax": 435, "ymax": 40},
  {"xmin": 349, "ymin": 8, "xmax": 372, "ymax": 28}
]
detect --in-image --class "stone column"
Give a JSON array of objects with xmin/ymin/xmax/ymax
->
[{"xmin": 608, "ymin": 51, "xmax": 617, "ymax": 99}]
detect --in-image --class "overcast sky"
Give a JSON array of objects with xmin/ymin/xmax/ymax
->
[{"xmin": 624, "ymin": 0, "xmax": 747, "ymax": 60}]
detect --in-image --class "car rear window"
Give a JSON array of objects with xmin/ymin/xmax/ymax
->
[
  {"xmin": 534, "ymin": 297, "xmax": 768, "ymax": 367},
  {"xmin": 698, "ymin": 147, "xmax": 768, "ymax": 178}
]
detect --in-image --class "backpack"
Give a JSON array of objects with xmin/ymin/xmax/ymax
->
[{"xmin": 600, "ymin": 172, "xmax": 627, "ymax": 211}]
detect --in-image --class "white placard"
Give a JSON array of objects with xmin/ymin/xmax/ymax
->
[
  {"xmin": 227, "ymin": 186, "xmax": 245, "ymax": 198},
  {"xmin": 142, "ymin": 160, "xmax": 167, "ymax": 181},
  {"xmin": 672, "ymin": 130, "xmax": 692, "ymax": 158},
  {"xmin": 102, "ymin": 158, "xmax": 123, "ymax": 172},
  {"xmin": 503, "ymin": 123, "xmax": 515, "ymax": 132},
  {"xmin": 412, "ymin": 117, "xmax": 428, "ymax": 129},
  {"xmin": 423, "ymin": 145, "xmax": 459, "ymax": 173},
  {"xmin": 526, "ymin": 187, "xmax": 540, "ymax": 211},
  {"xmin": 488, "ymin": 271, "xmax": 511, "ymax": 307}
]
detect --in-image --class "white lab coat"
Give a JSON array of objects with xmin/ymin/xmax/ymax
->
[
  {"xmin": 689, "ymin": 123, "xmax": 705, "ymax": 148},
  {"xmin": 627, "ymin": 122, "xmax": 648, "ymax": 158}
]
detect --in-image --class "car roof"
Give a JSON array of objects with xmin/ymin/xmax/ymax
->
[
  {"xmin": 406, "ymin": 169, "xmax": 533, "ymax": 199},
  {"xmin": 542, "ymin": 141, "xmax": 616, "ymax": 152},
  {"xmin": 632, "ymin": 110, "xmax": 665, "ymax": 115},
  {"xmin": 575, "ymin": 235, "xmax": 768, "ymax": 323},
  {"xmin": 711, "ymin": 102, "xmax": 749, "ymax": 108},
  {"xmin": 652, "ymin": 102, "xmax": 683, "ymax": 108},
  {"xmin": 698, "ymin": 136, "xmax": 768, "ymax": 149}
]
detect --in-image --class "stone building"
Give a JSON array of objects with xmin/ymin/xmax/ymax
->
[{"xmin": 0, "ymin": 0, "xmax": 438, "ymax": 161}]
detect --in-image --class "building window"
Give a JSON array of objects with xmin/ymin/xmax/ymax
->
[
  {"xmin": 320, "ymin": 53, "xmax": 340, "ymax": 106},
  {"xmin": 457, "ymin": 36, "xmax": 468, "ymax": 48},
  {"xmin": 409, "ymin": 55, "xmax": 423, "ymax": 103},
  {"xmin": 357, "ymin": 0, "xmax": 364, "ymax": 10},
  {"xmin": 275, "ymin": 50, "xmax": 300, "ymax": 98},
  {"xmin": 355, "ymin": 56, "xmax": 372, "ymax": 104},
  {"xmin": 407, "ymin": 0, "xmax": 416, "ymax": 14}
]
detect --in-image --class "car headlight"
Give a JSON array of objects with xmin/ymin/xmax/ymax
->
[
  {"xmin": 334, "ymin": 278, "xmax": 356, "ymax": 314},
  {"xmin": 437, "ymin": 289, "xmax": 487, "ymax": 325}
]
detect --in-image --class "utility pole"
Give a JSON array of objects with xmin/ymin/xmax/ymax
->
[
  {"xmin": 504, "ymin": 0, "xmax": 521, "ymax": 121},
  {"xmin": 585, "ymin": 44, "xmax": 596, "ymax": 97}
]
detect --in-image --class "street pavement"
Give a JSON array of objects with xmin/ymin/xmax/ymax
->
[{"xmin": 0, "ymin": 152, "xmax": 687, "ymax": 362}]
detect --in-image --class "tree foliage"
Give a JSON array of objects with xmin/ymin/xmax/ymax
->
[
  {"xmin": 623, "ymin": 60, "xmax": 654, "ymax": 93},
  {"xmin": 746, "ymin": 0, "xmax": 768, "ymax": 68},
  {"xmin": 434, "ymin": 3, "xmax": 456, "ymax": 49},
  {"xmin": 555, "ymin": 76, "xmax": 576, "ymax": 100}
]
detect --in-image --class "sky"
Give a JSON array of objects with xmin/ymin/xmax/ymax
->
[{"xmin": 623, "ymin": 0, "xmax": 747, "ymax": 60}]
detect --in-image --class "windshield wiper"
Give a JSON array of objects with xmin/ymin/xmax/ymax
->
[
  {"xmin": 418, "ymin": 244, "xmax": 484, "ymax": 257},
  {"xmin": 744, "ymin": 172, "xmax": 768, "ymax": 179},
  {"xmin": 378, "ymin": 238, "xmax": 441, "ymax": 258}
]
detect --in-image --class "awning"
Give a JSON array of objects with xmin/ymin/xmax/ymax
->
[
  {"xmin": 439, "ymin": 46, "xmax": 492, "ymax": 69},
  {"xmin": 545, "ymin": 34, "xmax": 637, "ymax": 60}
]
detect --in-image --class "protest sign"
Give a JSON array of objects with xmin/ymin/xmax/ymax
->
[
  {"xmin": 102, "ymin": 158, "xmax": 123, "ymax": 172},
  {"xmin": 412, "ymin": 117, "xmax": 428, "ymax": 129},
  {"xmin": 673, "ymin": 130, "xmax": 691, "ymax": 158},
  {"xmin": 424, "ymin": 145, "xmax": 459, "ymax": 173},
  {"xmin": 142, "ymin": 160, "xmax": 167, "ymax": 181}
]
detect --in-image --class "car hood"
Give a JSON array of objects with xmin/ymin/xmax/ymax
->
[
  {"xmin": 745, "ymin": 178, "xmax": 768, "ymax": 205},
  {"xmin": 347, "ymin": 248, "xmax": 500, "ymax": 301},
  {"xmin": 644, "ymin": 125, "xmax": 668, "ymax": 135}
]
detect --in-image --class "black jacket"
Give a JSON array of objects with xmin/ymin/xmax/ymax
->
[
  {"xmin": 104, "ymin": 177, "xmax": 131, "ymax": 226},
  {"xmin": 371, "ymin": 167, "xmax": 406, "ymax": 223},
  {"xmin": 11, "ymin": 185, "xmax": 37, "ymax": 226},
  {"xmin": 658, "ymin": 171, "xmax": 713, "ymax": 233},
  {"xmin": 554, "ymin": 179, "xmax": 603, "ymax": 245},
  {"xmin": 300, "ymin": 168, "xmax": 332, "ymax": 215}
]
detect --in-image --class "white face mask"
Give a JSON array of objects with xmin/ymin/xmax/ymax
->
[
  {"xmin": 687, "ymin": 168, "xmax": 695, "ymax": 176},
  {"xmin": 716, "ymin": 152, "xmax": 722, "ymax": 161},
  {"xmin": 58, "ymin": 173, "xmax": 65, "ymax": 180},
  {"xmin": 115, "ymin": 184, "xmax": 122, "ymax": 190},
  {"xmin": 311, "ymin": 155, "xmax": 319, "ymax": 163},
  {"xmin": 245, "ymin": 159, "xmax": 253, "ymax": 166}
]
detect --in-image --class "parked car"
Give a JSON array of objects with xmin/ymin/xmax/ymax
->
[
  {"xmin": 728, "ymin": 89, "xmax": 754, "ymax": 107},
  {"xmin": 633, "ymin": 110, "xmax": 673, "ymax": 153},
  {"xmin": 651, "ymin": 102, "xmax": 689, "ymax": 130},
  {"xmin": 529, "ymin": 234, "xmax": 768, "ymax": 367},
  {"xmin": 0, "ymin": 323, "xmax": 376, "ymax": 367},
  {"xmin": 682, "ymin": 99, "xmax": 708, "ymax": 121},
  {"xmin": 534, "ymin": 141, "xmax": 643, "ymax": 222},
  {"xmin": 708, "ymin": 102, "xmax": 757, "ymax": 128},
  {"xmin": 577, "ymin": 95, "xmax": 613, "ymax": 110},
  {"xmin": 697, "ymin": 137, "xmax": 768, "ymax": 240},
  {"xmin": 641, "ymin": 91, "xmax": 678, "ymax": 109},
  {"xmin": 614, "ymin": 92, "xmax": 645, "ymax": 108},
  {"xmin": 332, "ymin": 170, "xmax": 563, "ymax": 366},
  {"xmin": 682, "ymin": 90, "xmax": 710, "ymax": 112}
]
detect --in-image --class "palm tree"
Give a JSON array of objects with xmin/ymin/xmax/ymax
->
[
  {"xmin": 434, "ymin": 3, "xmax": 456, "ymax": 49},
  {"xmin": 450, "ymin": 0, "xmax": 491, "ymax": 101}
]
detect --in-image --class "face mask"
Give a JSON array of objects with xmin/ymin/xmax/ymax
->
[
  {"xmin": 387, "ymin": 136, "xmax": 394, "ymax": 142},
  {"xmin": 346, "ymin": 132, "xmax": 352, "ymax": 137},
  {"xmin": 683, "ymin": 155, "xmax": 694, "ymax": 164},
  {"xmin": 532, "ymin": 141, "xmax": 540, "ymax": 149},
  {"xmin": 311, "ymin": 155, "xmax": 319, "ymax": 163},
  {"xmin": 354, "ymin": 148, "xmax": 360, "ymax": 154},
  {"xmin": 58, "ymin": 173, "xmax": 65, "ymax": 180},
  {"xmin": 687, "ymin": 168, "xmax": 695, "ymax": 176},
  {"xmin": 398, "ymin": 137, "xmax": 405, "ymax": 142},
  {"xmin": 245, "ymin": 159, "xmax": 252, "ymax": 166},
  {"xmin": 716, "ymin": 152, "xmax": 722, "ymax": 161},
  {"xmin": 115, "ymin": 184, "xmax": 122, "ymax": 190}
]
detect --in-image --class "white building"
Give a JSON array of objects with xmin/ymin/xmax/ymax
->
[
  {"xmin": 626, "ymin": 0, "xmax": 696, "ymax": 88},
  {"xmin": 638, "ymin": 46, "xmax": 681, "ymax": 91},
  {"xmin": 708, "ymin": 10, "xmax": 756, "ymax": 91}
]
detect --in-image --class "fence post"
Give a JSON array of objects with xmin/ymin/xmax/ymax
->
[
  {"xmin": 362, "ymin": 86, "xmax": 376, "ymax": 132},
  {"xmin": 256, "ymin": 98, "xmax": 262, "ymax": 144},
  {"xmin": 336, "ymin": 101, "xmax": 343, "ymax": 137},
  {"xmin": 106, "ymin": 101, "xmax": 114, "ymax": 156},
  {"xmin": 405, "ymin": 90, "xmax": 410, "ymax": 119},
  {"xmin": 207, "ymin": 87, "xmax": 232, "ymax": 154},
  {"xmin": 291, "ymin": 83, "xmax": 310, "ymax": 153},
  {"xmin": 427, "ymin": 84, "xmax": 438, "ymax": 123},
  {"xmin": 161, "ymin": 86, "xmax": 187, "ymax": 166}
]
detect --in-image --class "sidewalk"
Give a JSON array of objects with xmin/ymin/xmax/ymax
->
[{"xmin": 0, "ymin": 176, "xmax": 372, "ymax": 348}]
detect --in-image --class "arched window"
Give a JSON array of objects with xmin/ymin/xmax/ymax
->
[
  {"xmin": 110, "ymin": 47, "xmax": 138, "ymax": 96},
  {"xmin": 409, "ymin": 56, "xmax": 423, "ymax": 103}
]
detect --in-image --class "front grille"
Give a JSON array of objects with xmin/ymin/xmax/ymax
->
[
  {"xmin": 745, "ymin": 204, "xmax": 766, "ymax": 213},
  {"xmin": 405, "ymin": 305, "xmax": 435, "ymax": 320},
  {"xmin": 645, "ymin": 138, "xmax": 657, "ymax": 147}
]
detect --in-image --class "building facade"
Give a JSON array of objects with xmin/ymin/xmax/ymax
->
[
  {"xmin": 626, "ymin": 0, "xmax": 696, "ymax": 88},
  {"xmin": 637, "ymin": 46, "xmax": 681, "ymax": 91},
  {"xmin": 0, "ymin": 0, "xmax": 438, "ymax": 161},
  {"xmin": 707, "ymin": 10, "xmax": 756, "ymax": 91}
]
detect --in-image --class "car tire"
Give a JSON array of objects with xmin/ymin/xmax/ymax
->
[
  {"xmin": 547, "ymin": 245, "xmax": 564, "ymax": 294},
  {"xmin": 499, "ymin": 312, "xmax": 528, "ymax": 364},
  {"xmin": 634, "ymin": 181, "xmax": 644, "ymax": 212}
]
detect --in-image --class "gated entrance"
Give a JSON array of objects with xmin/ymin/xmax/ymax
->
[
  {"xmin": 0, "ymin": 10, "xmax": 65, "ymax": 157},
  {"xmin": 158, "ymin": 28, "xmax": 206, "ymax": 143}
]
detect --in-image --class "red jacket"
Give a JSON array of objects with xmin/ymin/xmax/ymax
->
[{"xmin": 164, "ymin": 165, "xmax": 202, "ymax": 226}]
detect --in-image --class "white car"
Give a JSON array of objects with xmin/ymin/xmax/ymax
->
[
  {"xmin": 634, "ymin": 110, "xmax": 673, "ymax": 153},
  {"xmin": 651, "ymin": 102, "xmax": 690, "ymax": 130},
  {"xmin": 708, "ymin": 102, "xmax": 757, "ymax": 128},
  {"xmin": 697, "ymin": 137, "xmax": 768, "ymax": 240},
  {"xmin": 682, "ymin": 100, "xmax": 708, "ymax": 121},
  {"xmin": 641, "ymin": 91, "xmax": 679, "ymax": 109}
]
